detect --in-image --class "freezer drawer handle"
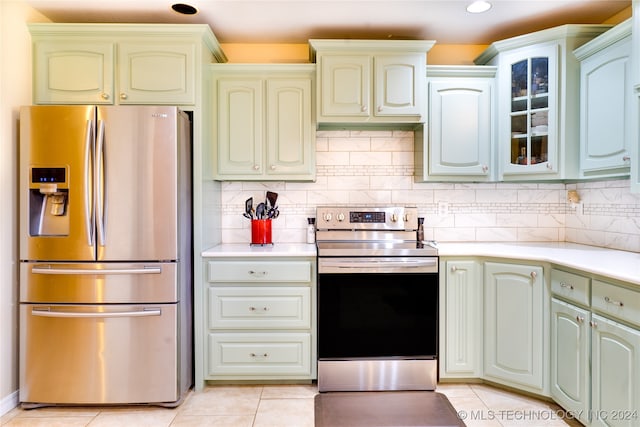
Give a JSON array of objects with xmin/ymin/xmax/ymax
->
[
  {"xmin": 31, "ymin": 266, "xmax": 162, "ymax": 275},
  {"xmin": 31, "ymin": 307, "xmax": 161, "ymax": 318}
]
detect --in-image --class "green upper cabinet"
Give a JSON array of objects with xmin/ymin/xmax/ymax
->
[
  {"xmin": 309, "ymin": 39, "xmax": 434, "ymax": 125},
  {"xmin": 475, "ymin": 25, "xmax": 612, "ymax": 181},
  {"xmin": 574, "ymin": 20, "xmax": 632, "ymax": 180},
  {"xmin": 416, "ymin": 65, "xmax": 496, "ymax": 182},
  {"xmin": 29, "ymin": 23, "xmax": 226, "ymax": 105},
  {"xmin": 210, "ymin": 64, "xmax": 316, "ymax": 181}
]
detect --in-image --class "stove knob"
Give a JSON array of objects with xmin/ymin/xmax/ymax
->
[
  {"xmin": 323, "ymin": 213, "xmax": 332, "ymax": 222},
  {"xmin": 337, "ymin": 213, "xmax": 345, "ymax": 222},
  {"xmin": 391, "ymin": 213, "xmax": 398, "ymax": 222}
]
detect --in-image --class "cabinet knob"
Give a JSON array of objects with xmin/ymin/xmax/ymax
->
[
  {"xmin": 361, "ymin": 105, "xmax": 368, "ymax": 112},
  {"xmin": 119, "ymin": 93, "xmax": 128, "ymax": 100},
  {"xmin": 623, "ymin": 156, "xmax": 631, "ymax": 162},
  {"xmin": 253, "ymin": 165, "xmax": 260, "ymax": 171},
  {"xmin": 482, "ymin": 165, "xmax": 488, "ymax": 173},
  {"xmin": 270, "ymin": 165, "xmax": 276, "ymax": 170},
  {"xmin": 100, "ymin": 92, "xmax": 110, "ymax": 100},
  {"xmin": 590, "ymin": 320, "xmax": 598, "ymax": 328},
  {"xmin": 576, "ymin": 315, "xmax": 585, "ymax": 323},
  {"xmin": 546, "ymin": 163, "xmax": 552, "ymax": 170},
  {"xmin": 604, "ymin": 296, "xmax": 624, "ymax": 307},
  {"xmin": 377, "ymin": 106, "xmax": 382, "ymax": 112},
  {"xmin": 451, "ymin": 265, "xmax": 458, "ymax": 272},
  {"xmin": 530, "ymin": 271, "xmax": 537, "ymax": 279}
]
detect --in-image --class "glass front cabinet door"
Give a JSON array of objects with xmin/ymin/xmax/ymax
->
[{"xmin": 501, "ymin": 46, "xmax": 558, "ymax": 176}]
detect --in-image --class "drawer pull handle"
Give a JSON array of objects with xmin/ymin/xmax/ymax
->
[
  {"xmin": 250, "ymin": 353, "xmax": 268, "ymax": 358},
  {"xmin": 576, "ymin": 315, "xmax": 585, "ymax": 323},
  {"xmin": 249, "ymin": 306, "xmax": 269, "ymax": 312},
  {"xmin": 248, "ymin": 270, "xmax": 268, "ymax": 276},
  {"xmin": 604, "ymin": 296, "xmax": 624, "ymax": 307},
  {"xmin": 560, "ymin": 282, "xmax": 574, "ymax": 290}
]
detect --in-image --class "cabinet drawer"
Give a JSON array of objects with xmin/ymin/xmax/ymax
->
[
  {"xmin": 207, "ymin": 333, "xmax": 311, "ymax": 377},
  {"xmin": 592, "ymin": 280, "xmax": 640, "ymax": 327},
  {"xmin": 208, "ymin": 261, "xmax": 311, "ymax": 283},
  {"xmin": 208, "ymin": 287, "xmax": 311, "ymax": 329},
  {"xmin": 551, "ymin": 269, "xmax": 590, "ymax": 307}
]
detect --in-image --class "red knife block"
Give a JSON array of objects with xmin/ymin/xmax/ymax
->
[{"xmin": 251, "ymin": 219, "xmax": 272, "ymax": 245}]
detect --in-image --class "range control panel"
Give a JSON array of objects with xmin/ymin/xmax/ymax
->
[{"xmin": 316, "ymin": 206, "xmax": 418, "ymax": 231}]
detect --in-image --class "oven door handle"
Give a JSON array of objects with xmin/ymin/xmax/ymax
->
[
  {"xmin": 319, "ymin": 257, "xmax": 438, "ymax": 273},
  {"xmin": 322, "ymin": 259, "xmax": 436, "ymax": 269}
]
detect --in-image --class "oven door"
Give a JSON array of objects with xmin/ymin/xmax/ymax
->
[{"xmin": 318, "ymin": 257, "xmax": 438, "ymax": 360}]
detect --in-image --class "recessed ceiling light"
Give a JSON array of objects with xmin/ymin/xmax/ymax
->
[
  {"xmin": 466, "ymin": 1, "xmax": 492, "ymax": 13},
  {"xmin": 171, "ymin": 3, "xmax": 198, "ymax": 15}
]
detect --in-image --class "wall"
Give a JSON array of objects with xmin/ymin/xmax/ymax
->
[
  {"xmin": 220, "ymin": 130, "xmax": 640, "ymax": 254},
  {"xmin": 0, "ymin": 1, "xmax": 48, "ymax": 416}
]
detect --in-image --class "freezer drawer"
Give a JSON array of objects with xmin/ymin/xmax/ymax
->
[
  {"xmin": 20, "ymin": 262, "xmax": 178, "ymax": 304},
  {"xmin": 19, "ymin": 303, "xmax": 179, "ymax": 405}
]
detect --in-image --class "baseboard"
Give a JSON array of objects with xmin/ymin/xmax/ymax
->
[{"xmin": 0, "ymin": 390, "xmax": 19, "ymax": 417}]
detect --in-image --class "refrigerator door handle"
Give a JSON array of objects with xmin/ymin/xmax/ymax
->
[
  {"xmin": 31, "ymin": 307, "xmax": 162, "ymax": 318},
  {"xmin": 95, "ymin": 119, "xmax": 106, "ymax": 247},
  {"xmin": 84, "ymin": 119, "xmax": 94, "ymax": 247},
  {"xmin": 31, "ymin": 266, "xmax": 162, "ymax": 275}
]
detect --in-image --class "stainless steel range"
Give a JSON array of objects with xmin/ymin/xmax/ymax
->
[{"xmin": 315, "ymin": 206, "xmax": 438, "ymax": 392}]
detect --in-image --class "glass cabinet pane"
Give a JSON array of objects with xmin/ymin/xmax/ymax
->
[{"xmin": 509, "ymin": 56, "xmax": 549, "ymax": 167}]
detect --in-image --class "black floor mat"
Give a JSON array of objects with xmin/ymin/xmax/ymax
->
[{"xmin": 315, "ymin": 391, "xmax": 466, "ymax": 427}]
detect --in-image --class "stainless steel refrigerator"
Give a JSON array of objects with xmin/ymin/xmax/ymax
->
[{"xmin": 19, "ymin": 105, "xmax": 192, "ymax": 407}]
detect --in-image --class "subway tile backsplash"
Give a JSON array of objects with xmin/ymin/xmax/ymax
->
[{"xmin": 220, "ymin": 130, "xmax": 640, "ymax": 253}]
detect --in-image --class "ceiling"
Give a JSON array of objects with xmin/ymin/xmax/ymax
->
[{"xmin": 23, "ymin": 0, "xmax": 631, "ymax": 44}]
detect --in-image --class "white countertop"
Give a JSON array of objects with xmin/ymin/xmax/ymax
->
[
  {"xmin": 202, "ymin": 243, "xmax": 317, "ymax": 257},
  {"xmin": 437, "ymin": 242, "xmax": 640, "ymax": 287},
  {"xmin": 202, "ymin": 241, "xmax": 640, "ymax": 287}
]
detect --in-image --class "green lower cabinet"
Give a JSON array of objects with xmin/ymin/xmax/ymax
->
[
  {"xmin": 203, "ymin": 257, "xmax": 317, "ymax": 381},
  {"xmin": 551, "ymin": 298, "xmax": 591, "ymax": 425},
  {"xmin": 484, "ymin": 261, "xmax": 547, "ymax": 394},
  {"xmin": 440, "ymin": 259, "xmax": 483, "ymax": 378},
  {"xmin": 591, "ymin": 314, "xmax": 640, "ymax": 427}
]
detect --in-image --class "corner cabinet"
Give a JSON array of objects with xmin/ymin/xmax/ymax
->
[
  {"xmin": 203, "ymin": 256, "xmax": 317, "ymax": 381},
  {"xmin": 210, "ymin": 64, "xmax": 316, "ymax": 181},
  {"xmin": 483, "ymin": 261, "xmax": 548, "ymax": 394},
  {"xmin": 29, "ymin": 24, "xmax": 226, "ymax": 105},
  {"xmin": 574, "ymin": 20, "xmax": 632, "ymax": 179},
  {"xmin": 415, "ymin": 66, "xmax": 496, "ymax": 182},
  {"xmin": 475, "ymin": 25, "xmax": 611, "ymax": 181},
  {"xmin": 309, "ymin": 39, "xmax": 434, "ymax": 124}
]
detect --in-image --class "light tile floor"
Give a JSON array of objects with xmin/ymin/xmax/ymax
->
[{"xmin": 1, "ymin": 383, "xmax": 583, "ymax": 427}]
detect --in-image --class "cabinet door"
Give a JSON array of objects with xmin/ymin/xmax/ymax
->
[
  {"xmin": 550, "ymin": 299, "xmax": 590, "ymax": 425},
  {"xmin": 441, "ymin": 260, "xmax": 482, "ymax": 378},
  {"xmin": 266, "ymin": 78, "xmax": 314, "ymax": 177},
  {"xmin": 118, "ymin": 42, "xmax": 195, "ymax": 105},
  {"xmin": 580, "ymin": 37, "xmax": 632, "ymax": 176},
  {"xmin": 500, "ymin": 45, "xmax": 558, "ymax": 176},
  {"xmin": 591, "ymin": 314, "xmax": 640, "ymax": 427},
  {"xmin": 374, "ymin": 54, "xmax": 424, "ymax": 117},
  {"xmin": 484, "ymin": 262, "xmax": 545, "ymax": 391},
  {"xmin": 319, "ymin": 55, "xmax": 370, "ymax": 117},
  {"xmin": 428, "ymin": 79, "xmax": 492, "ymax": 177},
  {"xmin": 215, "ymin": 78, "xmax": 263, "ymax": 176},
  {"xmin": 33, "ymin": 40, "xmax": 114, "ymax": 104}
]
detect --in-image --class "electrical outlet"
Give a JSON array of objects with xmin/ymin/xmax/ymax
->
[{"xmin": 437, "ymin": 201, "xmax": 449, "ymax": 216}]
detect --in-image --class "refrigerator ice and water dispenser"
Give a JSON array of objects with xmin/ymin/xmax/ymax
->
[{"xmin": 28, "ymin": 166, "xmax": 69, "ymax": 236}]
